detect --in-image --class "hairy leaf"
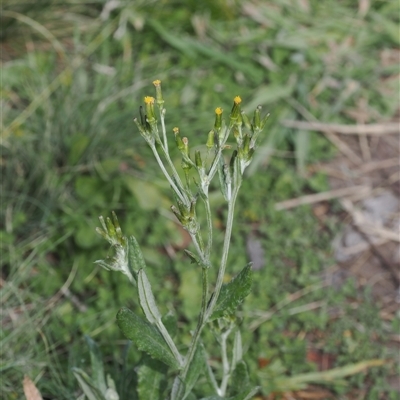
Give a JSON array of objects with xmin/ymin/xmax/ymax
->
[
  {"xmin": 229, "ymin": 360, "xmax": 249, "ymax": 397},
  {"xmin": 184, "ymin": 343, "xmax": 207, "ymax": 398},
  {"xmin": 137, "ymin": 356, "xmax": 168, "ymax": 400},
  {"xmin": 127, "ymin": 236, "xmax": 146, "ymax": 275},
  {"xmin": 209, "ymin": 264, "xmax": 253, "ymax": 321},
  {"xmin": 138, "ymin": 269, "xmax": 161, "ymax": 324},
  {"xmin": 116, "ymin": 307, "xmax": 179, "ymax": 369}
]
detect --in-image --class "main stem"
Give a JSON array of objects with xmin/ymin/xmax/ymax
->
[
  {"xmin": 179, "ymin": 185, "xmax": 240, "ymax": 384},
  {"xmin": 205, "ymin": 185, "xmax": 240, "ymax": 320}
]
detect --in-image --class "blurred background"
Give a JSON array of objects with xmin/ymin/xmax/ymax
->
[{"xmin": 1, "ymin": 0, "xmax": 399, "ymax": 398}]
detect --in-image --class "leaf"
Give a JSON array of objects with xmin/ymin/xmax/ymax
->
[
  {"xmin": 127, "ymin": 236, "xmax": 146, "ymax": 278},
  {"xmin": 85, "ymin": 336, "xmax": 107, "ymax": 394},
  {"xmin": 116, "ymin": 307, "xmax": 179, "ymax": 369},
  {"xmin": 162, "ymin": 312, "xmax": 178, "ymax": 339},
  {"xmin": 209, "ymin": 264, "xmax": 253, "ymax": 321},
  {"xmin": 22, "ymin": 375, "xmax": 43, "ymax": 400},
  {"xmin": 271, "ymin": 359, "xmax": 387, "ymax": 392},
  {"xmin": 232, "ymin": 331, "xmax": 243, "ymax": 368},
  {"xmin": 229, "ymin": 361, "xmax": 249, "ymax": 397},
  {"xmin": 138, "ymin": 269, "xmax": 162, "ymax": 324},
  {"xmin": 72, "ymin": 368, "xmax": 107, "ymax": 400},
  {"xmin": 137, "ymin": 356, "xmax": 168, "ymax": 400},
  {"xmin": 183, "ymin": 344, "xmax": 207, "ymax": 399}
]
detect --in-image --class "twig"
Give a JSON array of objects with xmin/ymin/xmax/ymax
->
[
  {"xmin": 275, "ymin": 185, "xmax": 370, "ymax": 211},
  {"xmin": 281, "ymin": 120, "xmax": 400, "ymax": 135},
  {"xmin": 355, "ymin": 158, "xmax": 399, "ymax": 174},
  {"xmin": 340, "ymin": 199, "xmax": 400, "ymax": 242},
  {"xmin": 323, "ymin": 131, "xmax": 363, "ymax": 164}
]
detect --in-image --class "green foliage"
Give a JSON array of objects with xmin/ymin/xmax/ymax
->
[
  {"xmin": 2, "ymin": 0, "xmax": 398, "ymax": 398},
  {"xmin": 116, "ymin": 307, "xmax": 180, "ymax": 370},
  {"xmin": 210, "ymin": 264, "xmax": 253, "ymax": 321}
]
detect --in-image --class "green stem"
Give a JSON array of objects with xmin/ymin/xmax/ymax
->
[
  {"xmin": 205, "ymin": 184, "xmax": 240, "ymax": 321},
  {"xmin": 156, "ymin": 320, "xmax": 184, "ymax": 366},
  {"xmin": 178, "ymin": 182, "xmax": 240, "ymax": 390},
  {"xmin": 150, "ymin": 144, "xmax": 187, "ymax": 205},
  {"xmin": 160, "ymin": 107, "xmax": 169, "ymax": 153},
  {"xmin": 219, "ymin": 327, "xmax": 233, "ymax": 396},
  {"xmin": 179, "ymin": 266, "xmax": 209, "ymax": 382},
  {"xmin": 203, "ymin": 196, "xmax": 213, "ymax": 260},
  {"xmin": 157, "ymin": 140, "xmax": 190, "ymax": 205}
]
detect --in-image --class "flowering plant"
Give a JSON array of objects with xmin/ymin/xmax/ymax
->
[{"xmin": 73, "ymin": 80, "xmax": 268, "ymax": 400}]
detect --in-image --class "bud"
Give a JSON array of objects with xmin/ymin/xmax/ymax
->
[
  {"xmin": 242, "ymin": 133, "xmax": 251, "ymax": 156},
  {"xmin": 189, "ymin": 199, "xmax": 196, "ymax": 219},
  {"xmin": 206, "ymin": 130, "xmax": 215, "ymax": 149},
  {"xmin": 144, "ymin": 96, "xmax": 156, "ymax": 124},
  {"xmin": 182, "ymin": 137, "xmax": 189, "ymax": 157},
  {"xmin": 261, "ymin": 112, "xmax": 270, "ymax": 130},
  {"xmin": 214, "ymin": 107, "xmax": 223, "ymax": 132},
  {"xmin": 171, "ymin": 205, "xmax": 185, "ymax": 225},
  {"xmin": 253, "ymin": 105, "xmax": 261, "ymax": 130},
  {"xmin": 241, "ymin": 110, "xmax": 252, "ymax": 131},
  {"xmin": 153, "ymin": 79, "xmax": 164, "ymax": 107},
  {"xmin": 173, "ymin": 127, "xmax": 185, "ymax": 151},
  {"xmin": 230, "ymin": 96, "xmax": 242, "ymax": 124},
  {"xmin": 195, "ymin": 150, "xmax": 203, "ymax": 168}
]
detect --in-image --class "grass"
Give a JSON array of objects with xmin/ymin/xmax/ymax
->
[{"xmin": 1, "ymin": 0, "xmax": 399, "ymax": 398}]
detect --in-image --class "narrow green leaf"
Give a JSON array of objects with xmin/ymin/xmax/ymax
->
[
  {"xmin": 127, "ymin": 236, "xmax": 146, "ymax": 275},
  {"xmin": 183, "ymin": 344, "xmax": 207, "ymax": 398},
  {"xmin": 85, "ymin": 335, "xmax": 107, "ymax": 394},
  {"xmin": 116, "ymin": 307, "xmax": 179, "ymax": 369},
  {"xmin": 272, "ymin": 359, "xmax": 386, "ymax": 392},
  {"xmin": 210, "ymin": 264, "xmax": 253, "ymax": 321},
  {"xmin": 184, "ymin": 249, "xmax": 202, "ymax": 265},
  {"xmin": 137, "ymin": 356, "xmax": 168, "ymax": 400},
  {"xmin": 232, "ymin": 331, "xmax": 243, "ymax": 368},
  {"xmin": 137, "ymin": 269, "xmax": 161, "ymax": 324},
  {"xmin": 72, "ymin": 368, "xmax": 107, "ymax": 400}
]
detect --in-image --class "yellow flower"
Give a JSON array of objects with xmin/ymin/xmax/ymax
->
[{"xmin": 144, "ymin": 96, "xmax": 155, "ymax": 104}]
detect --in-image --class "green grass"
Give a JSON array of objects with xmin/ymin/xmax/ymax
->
[{"xmin": 1, "ymin": 0, "xmax": 399, "ymax": 398}]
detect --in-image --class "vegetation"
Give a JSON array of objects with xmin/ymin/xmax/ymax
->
[{"xmin": 1, "ymin": 0, "xmax": 398, "ymax": 399}]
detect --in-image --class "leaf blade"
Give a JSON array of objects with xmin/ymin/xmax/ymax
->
[
  {"xmin": 210, "ymin": 264, "xmax": 253, "ymax": 321},
  {"xmin": 116, "ymin": 307, "xmax": 179, "ymax": 369},
  {"xmin": 138, "ymin": 269, "xmax": 161, "ymax": 324}
]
